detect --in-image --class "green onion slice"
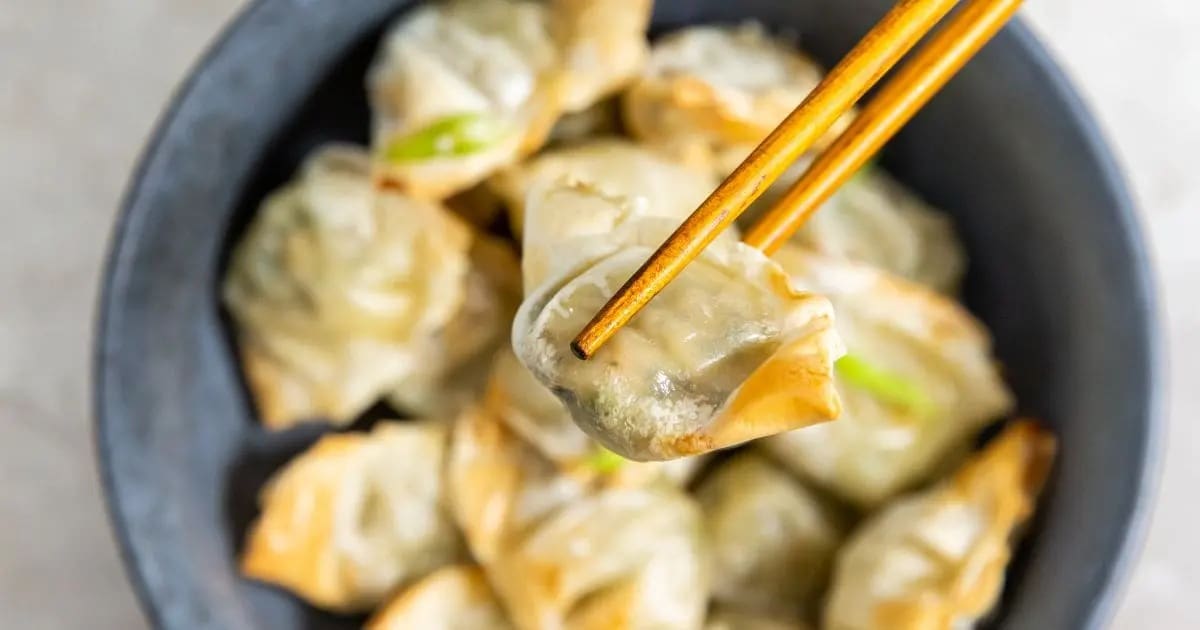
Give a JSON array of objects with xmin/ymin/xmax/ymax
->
[
  {"xmin": 836, "ymin": 353, "xmax": 934, "ymax": 417},
  {"xmin": 586, "ymin": 446, "xmax": 626, "ymax": 474},
  {"xmin": 383, "ymin": 112, "xmax": 512, "ymax": 162}
]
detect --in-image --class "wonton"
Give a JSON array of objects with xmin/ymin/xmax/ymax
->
[
  {"xmin": 824, "ymin": 421, "xmax": 1056, "ymax": 630},
  {"xmin": 514, "ymin": 181, "xmax": 843, "ymax": 461},
  {"xmin": 763, "ymin": 247, "xmax": 1013, "ymax": 507},
  {"xmin": 623, "ymin": 23, "xmax": 853, "ymax": 175},
  {"xmin": 492, "ymin": 484, "xmax": 710, "ymax": 630},
  {"xmin": 389, "ymin": 234, "xmax": 522, "ymax": 416},
  {"xmin": 369, "ymin": 0, "xmax": 652, "ymax": 200},
  {"xmin": 745, "ymin": 163, "xmax": 966, "ymax": 293},
  {"xmin": 696, "ymin": 452, "xmax": 846, "ymax": 622},
  {"xmin": 241, "ymin": 422, "xmax": 462, "ymax": 612},
  {"xmin": 223, "ymin": 145, "xmax": 474, "ymax": 428}
]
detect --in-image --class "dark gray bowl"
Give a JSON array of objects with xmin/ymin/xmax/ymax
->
[{"xmin": 94, "ymin": 0, "xmax": 1163, "ymax": 628}]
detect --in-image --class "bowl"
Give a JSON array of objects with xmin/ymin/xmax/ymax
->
[{"xmin": 94, "ymin": 0, "xmax": 1163, "ymax": 628}]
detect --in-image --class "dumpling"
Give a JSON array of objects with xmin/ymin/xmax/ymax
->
[
  {"xmin": 492, "ymin": 484, "xmax": 710, "ymax": 630},
  {"xmin": 368, "ymin": 0, "xmax": 562, "ymax": 199},
  {"xmin": 623, "ymin": 23, "xmax": 853, "ymax": 175},
  {"xmin": 240, "ymin": 422, "xmax": 462, "ymax": 612},
  {"xmin": 366, "ymin": 565, "xmax": 514, "ymax": 630},
  {"xmin": 745, "ymin": 163, "xmax": 966, "ymax": 294},
  {"xmin": 447, "ymin": 394, "xmax": 704, "ymax": 567},
  {"xmin": 389, "ymin": 234, "xmax": 522, "ymax": 416},
  {"xmin": 223, "ymin": 145, "xmax": 473, "ymax": 428},
  {"xmin": 549, "ymin": 0, "xmax": 652, "ymax": 112},
  {"xmin": 763, "ymin": 247, "xmax": 1014, "ymax": 507},
  {"xmin": 489, "ymin": 138, "xmax": 718, "ymax": 239},
  {"xmin": 705, "ymin": 608, "xmax": 813, "ymax": 630},
  {"xmin": 695, "ymin": 452, "xmax": 846, "ymax": 623},
  {"xmin": 447, "ymin": 403, "xmax": 593, "ymax": 565},
  {"xmin": 514, "ymin": 181, "xmax": 844, "ymax": 461},
  {"xmin": 368, "ymin": 0, "xmax": 652, "ymax": 200},
  {"xmin": 823, "ymin": 420, "xmax": 1056, "ymax": 630},
  {"xmin": 447, "ymin": 404, "xmax": 711, "ymax": 630}
]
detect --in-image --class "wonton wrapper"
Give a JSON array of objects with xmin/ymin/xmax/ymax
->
[
  {"xmin": 389, "ymin": 234, "xmax": 522, "ymax": 416},
  {"xmin": 366, "ymin": 565, "xmax": 514, "ymax": 630},
  {"xmin": 824, "ymin": 421, "xmax": 1056, "ymax": 630},
  {"xmin": 492, "ymin": 484, "xmax": 710, "ymax": 630},
  {"xmin": 623, "ymin": 23, "xmax": 853, "ymax": 175},
  {"xmin": 489, "ymin": 138, "xmax": 717, "ymax": 240},
  {"xmin": 696, "ymin": 452, "xmax": 846, "ymax": 622},
  {"xmin": 241, "ymin": 422, "xmax": 462, "ymax": 612},
  {"xmin": 488, "ymin": 347, "xmax": 708, "ymax": 481},
  {"xmin": 514, "ymin": 184, "xmax": 843, "ymax": 461},
  {"xmin": 223, "ymin": 145, "xmax": 472, "ymax": 429},
  {"xmin": 744, "ymin": 164, "xmax": 966, "ymax": 293},
  {"xmin": 706, "ymin": 608, "xmax": 814, "ymax": 630},
  {"xmin": 764, "ymin": 247, "xmax": 1014, "ymax": 507},
  {"xmin": 368, "ymin": 0, "xmax": 562, "ymax": 199}
]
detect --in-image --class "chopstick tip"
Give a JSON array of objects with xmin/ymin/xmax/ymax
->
[{"xmin": 570, "ymin": 338, "xmax": 592, "ymax": 361}]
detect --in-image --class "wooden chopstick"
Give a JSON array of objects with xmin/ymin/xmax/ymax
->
[
  {"xmin": 570, "ymin": 0, "xmax": 961, "ymax": 360},
  {"xmin": 743, "ymin": 0, "xmax": 1023, "ymax": 254}
]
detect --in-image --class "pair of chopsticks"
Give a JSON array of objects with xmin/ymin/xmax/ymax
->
[{"xmin": 571, "ymin": 0, "xmax": 1022, "ymax": 360}]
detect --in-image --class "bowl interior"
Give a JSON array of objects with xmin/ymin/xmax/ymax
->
[{"xmin": 96, "ymin": 1, "xmax": 1159, "ymax": 629}]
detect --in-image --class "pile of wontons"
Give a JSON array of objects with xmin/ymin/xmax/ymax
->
[{"xmin": 223, "ymin": 1, "xmax": 1057, "ymax": 628}]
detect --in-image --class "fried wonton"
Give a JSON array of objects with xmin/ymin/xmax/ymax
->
[
  {"xmin": 492, "ymin": 484, "xmax": 710, "ymax": 630},
  {"xmin": 223, "ymin": 145, "xmax": 473, "ymax": 428},
  {"xmin": 241, "ymin": 422, "xmax": 462, "ymax": 612},
  {"xmin": 514, "ymin": 181, "xmax": 843, "ymax": 461},
  {"xmin": 696, "ymin": 452, "xmax": 846, "ymax": 622},
  {"xmin": 368, "ymin": 0, "xmax": 652, "ymax": 200},
  {"xmin": 763, "ymin": 247, "xmax": 1014, "ymax": 507},
  {"xmin": 744, "ymin": 164, "xmax": 966, "ymax": 293},
  {"xmin": 622, "ymin": 23, "xmax": 853, "ymax": 175},
  {"xmin": 823, "ymin": 421, "xmax": 1056, "ymax": 630}
]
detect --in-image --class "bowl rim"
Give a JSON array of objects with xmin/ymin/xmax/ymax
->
[{"xmin": 92, "ymin": 2, "xmax": 1165, "ymax": 629}]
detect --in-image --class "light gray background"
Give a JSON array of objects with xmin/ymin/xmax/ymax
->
[{"xmin": 0, "ymin": 0, "xmax": 1195, "ymax": 627}]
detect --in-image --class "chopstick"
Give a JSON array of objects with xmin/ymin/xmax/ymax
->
[
  {"xmin": 570, "ymin": 0, "xmax": 961, "ymax": 360},
  {"xmin": 743, "ymin": 0, "xmax": 1023, "ymax": 253}
]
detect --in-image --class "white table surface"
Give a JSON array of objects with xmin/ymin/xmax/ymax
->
[{"xmin": 1, "ymin": 0, "xmax": 1196, "ymax": 627}]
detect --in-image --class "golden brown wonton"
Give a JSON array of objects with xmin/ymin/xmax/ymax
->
[
  {"xmin": 763, "ymin": 246, "xmax": 1013, "ymax": 507},
  {"xmin": 241, "ymin": 422, "xmax": 462, "ymax": 612},
  {"xmin": 368, "ymin": 0, "xmax": 652, "ymax": 200},
  {"xmin": 823, "ymin": 421, "xmax": 1056, "ymax": 630},
  {"xmin": 514, "ymin": 181, "xmax": 843, "ymax": 461}
]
